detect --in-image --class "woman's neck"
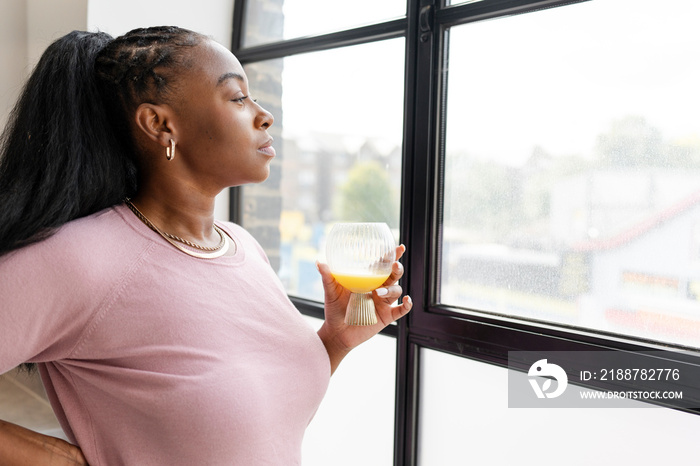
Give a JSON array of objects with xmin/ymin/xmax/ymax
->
[{"xmin": 129, "ymin": 187, "xmax": 220, "ymax": 247}]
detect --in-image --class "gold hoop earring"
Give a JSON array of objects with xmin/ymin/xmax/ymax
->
[{"xmin": 166, "ymin": 139, "xmax": 176, "ymax": 161}]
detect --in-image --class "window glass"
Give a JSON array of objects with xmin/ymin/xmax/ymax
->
[
  {"xmin": 439, "ymin": 0, "xmax": 700, "ymax": 347},
  {"xmin": 445, "ymin": 0, "xmax": 486, "ymax": 6},
  {"xmin": 418, "ymin": 348, "xmax": 700, "ymax": 464},
  {"xmin": 242, "ymin": 39, "xmax": 405, "ymax": 301},
  {"xmin": 242, "ymin": 0, "xmax": 406, "ymax": 47},
  {"xmin": 302, "ymin": 317, "xmax": 396, "ymax": 466}
]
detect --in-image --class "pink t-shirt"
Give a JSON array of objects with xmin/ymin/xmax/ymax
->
[{"xmin": 0, "ymin": 205, "xmax": 330, "ymax": 465}]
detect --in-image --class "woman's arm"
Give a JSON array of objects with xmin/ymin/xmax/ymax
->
[
  {"xmin": 0, "ymin": 420, "xmax": 87, "ymax": 465},
  {"xmin": 316, "ymin": 245, "xmax": 412, "ymax": 375}
]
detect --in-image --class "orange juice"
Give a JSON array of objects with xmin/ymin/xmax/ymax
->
[{"xmin": 331, "ymin": 272, "xmax": 390, "ymax": 293}]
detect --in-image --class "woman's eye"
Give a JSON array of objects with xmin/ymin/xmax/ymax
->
[{"xmin": 232, "ymin": 95, "xmax": 249, "ymax": 103}]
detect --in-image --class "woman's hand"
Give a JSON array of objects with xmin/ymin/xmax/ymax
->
[
  {"xmin": 316, "ymin": 245, "xmax": 412, "ymax": 374},
  {"xmin": 0, "ymin": 419, "xmax": 88, "ymax": 465}
]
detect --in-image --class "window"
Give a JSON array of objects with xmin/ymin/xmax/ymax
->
[
  {"xmin": 239, "ymin": 40, "xmax": 405, "ymax": 301},
  {"xmin": 302, "ymin": 317, "xmax": 397, "ymax": 465},
  {"xmin": 439, "ymin": 0, "xmax": 700, "ymax": 347},
  {"xmin": 233, "ymin": 0, "xmax": 700, "ymax": 464},
  {"xmin": 418, "ymin": 349, "xmax": 699, "ymax": 464},
  {"xmin": 240, "ymin": 0, "xmax": 405, "ymax": 47}
]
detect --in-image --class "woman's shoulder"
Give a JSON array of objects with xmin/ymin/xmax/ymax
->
[
  {"xmin": 57, "ymin": 204, "xmax": 145, "ymax": 245},
  {"xmin": 57, "ymin": 204, "xmax": 128, "ymax": 237},
  {"xmin": 6, "ymin": 205, "xmax": 152, "ymax": 276}
]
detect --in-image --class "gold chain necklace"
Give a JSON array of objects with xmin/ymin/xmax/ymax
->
[{"xmin": 125, "ymin": 199, "xmax": 233, "ymax": 259}]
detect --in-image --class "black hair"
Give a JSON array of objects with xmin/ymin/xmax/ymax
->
[
  {"xmin": 0, "ymin": 26, "xmax": 204, "ymax": 258},
  {"xmin": 0, "ymin": 31, "xmax": 122, "ymax": 255},
  {"xmin": 0, "ymin": 26, "xmax": 205, "ymax": 371}
]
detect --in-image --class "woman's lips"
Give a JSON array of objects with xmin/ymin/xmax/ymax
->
[{"xmin": 258, "ymin": 140, "xmax": 276, "ymax": 157}]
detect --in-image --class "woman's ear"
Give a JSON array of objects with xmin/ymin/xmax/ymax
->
[{"xmin": 134, "ymin": 103, "xmax": 175, "ymax": 147}]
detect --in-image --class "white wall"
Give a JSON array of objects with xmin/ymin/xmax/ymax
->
[
  {"xmin": 0, "ymin": 0, "xmax": 27, "ymax": 131},
  {"xmin": 26, "ymin": 0, "xmax": 88, "ymax": 66},
  {"xmin": 86, "ymin": 0, "xmax": 234, "ymax": 48},
  {"xmin": 0, "ymin": 0, "xmax": 88, "ymax": 130},
  {"xmin": 0, "ymin": 0, "xmax": 235, "ymax": 219}
]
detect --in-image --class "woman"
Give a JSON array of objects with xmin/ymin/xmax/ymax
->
[{"xmin": 0, "ymin": 26, "xmax": 411, "ymax": 465}]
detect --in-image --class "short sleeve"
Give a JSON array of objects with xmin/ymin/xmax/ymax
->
[
  {"xmin": 0, "ymin": 240, "xmax": 93, "ymax": 372},
  {"xmin": 0, "ymin": 208, "xmax": 151, "ymax": 373}
]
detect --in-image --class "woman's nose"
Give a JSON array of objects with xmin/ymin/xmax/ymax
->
[{"xmin": 255, "ymin": 102, "xmax": 274, "ymax": 129}]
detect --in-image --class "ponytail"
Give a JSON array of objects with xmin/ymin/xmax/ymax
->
[{"xmin": 0, "ymin": 31, "xmax": 138, "ymax": 257}]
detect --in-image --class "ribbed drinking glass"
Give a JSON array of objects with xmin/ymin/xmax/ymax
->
[{"xmin": 326, "ymin": 223, "xmax": 396, "ymax": 325}]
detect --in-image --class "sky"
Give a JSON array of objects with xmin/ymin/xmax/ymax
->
[{"xmin": 277, "ymin": 0, "xmax": 700, "ymax": 167}]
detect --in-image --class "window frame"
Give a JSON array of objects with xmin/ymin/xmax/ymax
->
[{"xmin": 231, "ymin": 1, "xmax": 700, "ymax": 465}]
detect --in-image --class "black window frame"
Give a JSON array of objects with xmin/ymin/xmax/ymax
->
[{"xmin": 231, "ymin": 1, "xmax": 700, "ymax": 465}]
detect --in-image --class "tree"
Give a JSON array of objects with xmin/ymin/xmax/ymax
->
[
  {"xmin": 334, "ymin": 160, "xmax": 399, "ymax": 228},
  {"xmin": 442, "ymin": 154, "xmax": 521, "ymax": 239},
  {"xmin": 594, "ymin": 115, "xmax": 665, "ymax": 167}
]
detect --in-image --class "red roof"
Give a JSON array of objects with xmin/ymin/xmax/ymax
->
[{"xmin": 573, "ymin": 188, "xmax": 700, "ymax": 252}]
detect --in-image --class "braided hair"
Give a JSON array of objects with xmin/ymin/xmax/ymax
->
[
  {"xmin": 0, "ymin": 26, "xmax": 205, "ymax": 258},
  {"xmin": 95, "ymin": 26, "xmax": 203, "ymax": 150}
]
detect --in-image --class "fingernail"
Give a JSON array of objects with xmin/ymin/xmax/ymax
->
[
  {"xmin": 376, "ymin": 288, "xmax": 388, "ymax": 296},
  {"xmin": 407, "ymin": 295, "xmax": 412, "ymax": 305}
]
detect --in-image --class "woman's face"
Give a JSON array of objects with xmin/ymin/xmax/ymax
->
[{"xmin": 168, "ymin": 39, "xmax": 275, "ymax": 191}]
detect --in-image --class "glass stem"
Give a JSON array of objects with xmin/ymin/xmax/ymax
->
[{"xmin": 345, "ymin": 292, "xmax": 377, "ymax": 326}]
